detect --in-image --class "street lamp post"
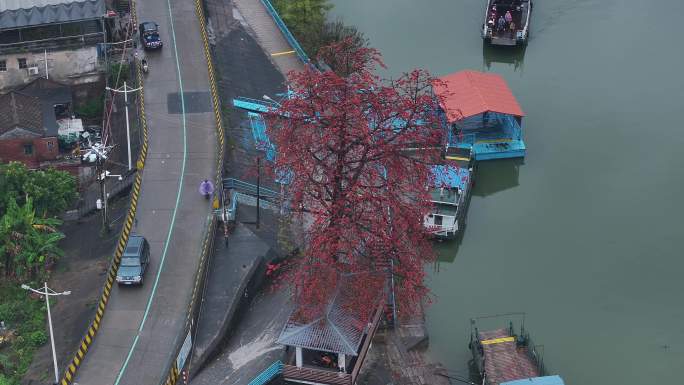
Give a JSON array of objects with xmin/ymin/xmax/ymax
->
[
  {"xmin": 106, "ymin": 82, "xmax": 142, "ymax": 171},
  {"xmin": 21, "ymin": 283, "xmax": 71, "ymax": 385}
]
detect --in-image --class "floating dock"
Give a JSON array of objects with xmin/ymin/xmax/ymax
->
[{"xmin": 469, "ymin": 314, "xmax": 565, "ymax": 385}]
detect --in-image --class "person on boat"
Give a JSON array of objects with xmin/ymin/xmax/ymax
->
[
  {"xmin": 505, "ymin": 10, "xmax": 513, "ymax": 25},
  {"xmin": 497, "ymin": 16, "xmax": 506, "ymax": 32},
  {"xmin": 509, "ymin": 21, "xmax": 516, "ymax": 36}
]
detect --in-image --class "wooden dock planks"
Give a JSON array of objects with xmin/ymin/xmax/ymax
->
[{"xmin": 479, "ymin": 328, "xmax": 540, "ymax": 385}]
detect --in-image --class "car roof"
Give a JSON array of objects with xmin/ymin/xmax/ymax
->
[
  {"xmin": 124, "ymin": 235, "xmax": 145, "ymax": 256},
  {"xmin": 141, "ymin": 22, "xmax": 157, "ymax": 30}
]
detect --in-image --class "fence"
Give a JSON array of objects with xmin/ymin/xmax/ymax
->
[
  {"xmin": 58, "ymin": 1, "xmax": 149, "ymax": 380},
  {"xmin": 259, "ymin": 0, "xmax": 311, "ymax": 65}
]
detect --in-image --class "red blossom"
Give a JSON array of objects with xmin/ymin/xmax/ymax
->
[{"xmin": 267, "ymin": 40, "xmax": 446, "ymax": 319}]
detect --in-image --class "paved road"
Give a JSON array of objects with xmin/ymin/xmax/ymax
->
[
  {"xmin": 233, "ymin": 0, "xmax": 305, "ymax": 75},
  {"xmin": 73, "ymin": 0, "xmax": 217, "ymax": 383}
]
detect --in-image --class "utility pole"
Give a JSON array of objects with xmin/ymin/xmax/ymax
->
[
  {"xmin": 21, "ymin": 283, "xmax": 71, "ymax": 385},
  {"xmin": 98, "ymin": 170, "xmax": 123, "ymax": 231},
  {"xmin": 106, "ymin": 82, "xmax": 142, "ymax": 171},
  {"xmin": 256, "ymin": 157, "xmax": 261, "ymax": 229},
  {"xmin": 44, "ymin": 49, "xmax": 48, "ymax": 79}
]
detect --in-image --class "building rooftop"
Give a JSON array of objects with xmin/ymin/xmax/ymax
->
[
  {"xmin": 277, "ymin": 272, "xmax": 384, "ymax": 356},
  {"xmin": 433, "ymin": 70, "xmax": 525, "ymax": 122},
  {"xmin": 0, "ymin": 91, "xmax": 44, "ymax": 138},
  {"xmin": 0, "ymin": 0, "xmax": 105, "ymax": 30},
  {"xmin": 18, "ymin": 77, "xmax": 72, "ymax": 137}
]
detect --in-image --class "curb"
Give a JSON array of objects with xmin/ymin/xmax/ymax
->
[
  {"xmin": 159, "ymin": 0, "xmax": 226, "ymax": 383},
  {"xmin": 59, "ymin": 1, "xmax": 148, "ymax": 384}
]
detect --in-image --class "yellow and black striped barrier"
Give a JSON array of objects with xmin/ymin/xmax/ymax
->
[
  {"xmin": 160, "ymin": 0, "xmax": 226, "ymax": 384},
  {"xmin": 59, "ymin": 1, "xmax": 148, "ymax": 384}
]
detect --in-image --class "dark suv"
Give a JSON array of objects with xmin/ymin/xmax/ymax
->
[
  {"xmin": 139, "ymin": 22, "xmax": 162, "ymax": 50},
  {"xmin": 116, "ymin": 235, "xmax": 150, "ymax": 285}
]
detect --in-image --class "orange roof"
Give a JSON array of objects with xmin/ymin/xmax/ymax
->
[{"xmin": 433, "ymin": 70, "xmax": 524, "ymax": 122}]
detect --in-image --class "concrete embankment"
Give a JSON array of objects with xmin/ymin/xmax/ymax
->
[{"xmin": 189, "ymin": 223, "xmax": 272, "ymax": 375}]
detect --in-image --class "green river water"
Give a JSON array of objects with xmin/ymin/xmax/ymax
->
[{"xmin": 329, "ymin": 1, "xmax": 684, "ymax": 383}]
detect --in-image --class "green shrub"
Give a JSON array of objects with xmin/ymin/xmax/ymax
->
[
  {"xmin": 27, "ymin": 331, "xmax": 47, "ymax": 347},
  {"xmin": 109, "ymin": 62, "xmax": 131, "ymax": 84},
  {"xmin": 74, "ymin": 97, "xmax": 103, "ymax": 120}
]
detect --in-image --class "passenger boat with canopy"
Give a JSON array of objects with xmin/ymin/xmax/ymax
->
[
  {"xmin": 482, "ymin": 0, "xmax": 532, "ymax": 46},
  {"xmin": 424, "ymin": 147, "xmax": 474, "ymax": 239}
]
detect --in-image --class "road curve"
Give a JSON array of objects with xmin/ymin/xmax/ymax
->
[{"xmin": 72, "ymin": 0, "xmax": 217, "ymax": 383}]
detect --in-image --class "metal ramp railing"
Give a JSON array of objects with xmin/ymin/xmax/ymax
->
[
  {"xmin": 223, "ymin": 178, "xmax": 279, "ymax": 200},
  {"xmin": 233, "ymin": 97, "xmax": 278, "ymax": 113},
  {"xmin": 247, "ymin": 360, "xmax": 283, "ymax": 385}
]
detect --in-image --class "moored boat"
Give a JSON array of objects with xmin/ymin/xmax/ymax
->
[
  {"xmin": 482, "ymin": 0, "xmax": 532, "ymax": 46},
  {"xmin": 424, "ymin": 147, "xmax": 474, "ymax": 239}
]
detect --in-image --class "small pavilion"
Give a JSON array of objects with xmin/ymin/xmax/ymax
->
[
  {"xmin": 277, "ymin": 273, "xmax": 385, "ymax": 385},
  {"xmin": 433, "ymin": 70, "xmax": 526, "ymax": 160}
]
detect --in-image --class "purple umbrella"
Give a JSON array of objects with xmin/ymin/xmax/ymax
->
[{"xmin": 199, "ymin": 180, "xmax": 214, "ymax": 196}]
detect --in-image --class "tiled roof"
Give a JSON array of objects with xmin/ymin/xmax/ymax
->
[
  {"xmin": 277, "ymin": 273, "xmax": 384, "ymax": 356},
  {"xmin": 18, "ymin": 77, "xmax": 72, "ymax": 137},
  {"xmin": 0, "ymin": 91, "xmax": 43, "ymax": 138}
]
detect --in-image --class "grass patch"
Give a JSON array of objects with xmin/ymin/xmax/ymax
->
[{"xmin": 0, "ymin": 284, "xmax": 48, "ymax": 385}]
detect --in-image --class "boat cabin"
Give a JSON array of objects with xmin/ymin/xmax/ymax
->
[
  {"xmin": 425, "ymin": 148, "xmax": 474, "ymax": 239},
  {"xmin": 434, "ymin": 70, "xmax": 526, "ymax": 160},
  {"xmin": 276, "ymin": 273, "xmax": 384, "ymax": 385},
  {"xmin": 482, "ymin": 0, "xmax": 532, "ymax": 46}
]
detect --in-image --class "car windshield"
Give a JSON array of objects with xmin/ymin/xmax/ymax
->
[{"xmin": 121, "ymin": 258, "xmax": 140, "ymax": 267}]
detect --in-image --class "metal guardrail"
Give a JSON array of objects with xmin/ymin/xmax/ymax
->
[
  {"xmin": 233, "ymin": 191, "xmax": 280, "ymax": 212},
  {"xmin": 248, "ymin": 361, "xmax": 283, "ymax": 385},
  {"xmin": 233, "ymin": 96, "xmax": 278, "ymax": 113},
  {"xmin": 259, "ymin": 0, "xmax": 311, "ymax": 64},
  {"xmin": 223, "ymin": 178, "xmax": 279, "ymax": 199},
  {"xmin": 58, "ymin": 3, "xmax": 149, "ymax": 383}
]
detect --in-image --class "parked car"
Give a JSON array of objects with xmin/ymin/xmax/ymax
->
[
  {"xmin": 139, "ymin": 21, "xmax": 162, "ymax": 49},
  {"xmin": 116, "ymin": 235, "xmax": 150, "ymax": 285}
]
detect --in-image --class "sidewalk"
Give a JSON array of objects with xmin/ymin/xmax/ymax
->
[{"xmin": 189, "ymin": 223, "xmax": 271, "ymax": 374}]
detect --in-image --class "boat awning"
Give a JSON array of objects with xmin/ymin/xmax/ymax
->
[
  {"xmin": 501, "ymin": 375, "xmax": 566, "ymax": 385},
  {"xmin": 431, "ymin": 164, "xmax": 469, "ymax": 191},
  {"xmin": 433, "ymin": 70, "xmax": 524, "ymax": 123}
]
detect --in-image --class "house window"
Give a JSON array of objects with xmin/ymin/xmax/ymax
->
[
  {"xmin": 0, "ymin": 60, "xmax": 6, "ymax": 72},
  {"xmin": 24, "ymin": 144, "xmax": 33, "ymax": 155},
  {"xmin": 18, "ymin": 58, "xmax": 27, "ymax": 69},
  {"xmin": 47, "ymin": 141, "xmax": 54, "ymax": 150}
]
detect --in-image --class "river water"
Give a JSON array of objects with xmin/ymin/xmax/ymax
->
[{"xmin": 330, "ymin": 1, "xmax": 684, "ymax": 383}]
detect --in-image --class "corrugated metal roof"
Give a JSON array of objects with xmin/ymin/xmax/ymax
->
[
  {"xmin": 0, "ymin": 0, "xmax": 104, "ymax": 30},
  {"xmin": 0, "ymin": 0, "xmax": 69, "ymax": 13},
  {"xmin": 433, "ymin": 70, "xmax": 524, "ymax": 122},
  {"xmin": 501, "ymin": 375, "xmax": 566, "ymax": 385},
  {"xmin": 277, "ymin": 273, "xmax": 384, "ymax": 356}
]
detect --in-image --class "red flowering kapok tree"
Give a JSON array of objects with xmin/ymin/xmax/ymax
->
[{"xmin": 266, "ymin": 40, "xmax": 445, "ymax": 319}]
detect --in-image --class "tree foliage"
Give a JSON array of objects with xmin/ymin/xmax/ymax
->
[
  {"xmin": 272, "ymin": 0, "xmax": 366, "ymax": 58},
  {"xmin": 273, "ymin": 0, "xmax": 331, "ymax": 55},
  {"xmin": 0, "ymin": 198, "xmax": 64, "ymax": 281},
  {"xmin": 0, "ymin": 162, "xmax": 77, "ymax": 217},
  {"xmin": 267, "ymin": 40, "xmax": 444, "ymax": 319}
]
